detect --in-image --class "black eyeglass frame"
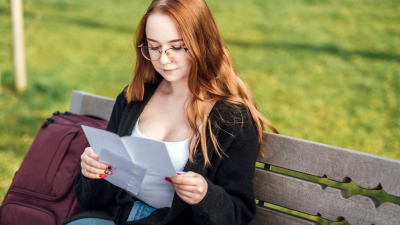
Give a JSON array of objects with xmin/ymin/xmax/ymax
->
[{"xmin": 138, "ymin": 43, "xmax": 189, "ymax": 62}]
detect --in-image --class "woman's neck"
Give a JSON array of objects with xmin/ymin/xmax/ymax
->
[{"xmin": 158, "ymin": 78, "xmax": 190, "ymax": 101}]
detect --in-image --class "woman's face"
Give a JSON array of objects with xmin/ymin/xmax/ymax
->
[{"xmin": 145, "ymin": 13, "xmax": 192, "ymax": 83}]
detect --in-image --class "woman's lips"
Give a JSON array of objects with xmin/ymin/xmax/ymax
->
[{"xmin": 162, "ymin": 69, "xmax": 176, "ymax": 73}]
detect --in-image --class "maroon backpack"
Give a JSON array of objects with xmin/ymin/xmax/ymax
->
[{"xmin": 0, "ymin": 112, "xmax": 109, "ymax": 225}]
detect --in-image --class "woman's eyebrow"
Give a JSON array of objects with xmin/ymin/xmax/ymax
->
[{"xmin": 147, "ymin": 38, "xmax": 183, "ymax": 43}]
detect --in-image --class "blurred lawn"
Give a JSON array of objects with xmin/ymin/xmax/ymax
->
[{"xmin": 0, "ymin": 0, "xmax": 399, "ymax": 224}]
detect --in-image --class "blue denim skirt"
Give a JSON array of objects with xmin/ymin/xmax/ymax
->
[{"xmin": 67, "ymin": 201, "xmax": 156, "ymax": 225}]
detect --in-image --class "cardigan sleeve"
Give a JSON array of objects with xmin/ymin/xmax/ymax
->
[
  {"xmin": 191, "ymin": 104, "xmax": 259, "ymax": 225},
  {"xmin": 74, "ymin": 89, "xmax": 127, "ymax": 210}
]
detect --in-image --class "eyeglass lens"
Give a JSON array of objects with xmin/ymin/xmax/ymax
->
[{"xmin": 141, "ymin": 47, "xmax": 187, "ymax": 62}]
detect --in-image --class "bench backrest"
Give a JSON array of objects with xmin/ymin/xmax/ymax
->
[{"xmin": 70, "ymin": 90, "xmax": 400, "ymax": 225}]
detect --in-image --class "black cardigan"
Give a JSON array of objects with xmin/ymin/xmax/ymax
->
[{"xmin": 63, "ymin": 80, "xmax": 259, "ymax": 225}]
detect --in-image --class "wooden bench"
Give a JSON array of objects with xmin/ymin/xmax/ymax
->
[{"xmin": 70, "ymin": 90, "xmax": 400, "ymax": 225}]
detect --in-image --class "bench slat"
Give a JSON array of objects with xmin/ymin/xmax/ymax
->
[
  {"xmin": 70, "ymin": 91, "xmax": 115, "ymax": 119},
  {"xmin": 259, "ymin": 132, "xmax": 400, "ymax": 197},
  {"xmin": 254, "ymin": 168, "xmax": 400, "ymax": 224},
  {"xmin": 250, "ymin": 205, "xmax": 322, "ymax": 225}
]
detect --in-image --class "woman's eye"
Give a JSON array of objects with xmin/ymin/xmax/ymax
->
[
  {"xmin": 172, "ymin": 47, "xmax": 182, "ymax": 50},
  {"xmin": 149, "ymin": 47, "xmax": 160, "ymax": 51}
]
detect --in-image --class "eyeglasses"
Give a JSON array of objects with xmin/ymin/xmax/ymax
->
[{"xmin": 138, "ymin": 43, "xmax": 189, "ymax": 62}]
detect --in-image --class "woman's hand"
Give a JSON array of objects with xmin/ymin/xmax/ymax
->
[
  {"xmin": 167, "ymin": 172, "xmax": 208, "ymax": 205},
  {"xmin": 80, "ymin": 147, "xmax": 109, "ymax": 179}
]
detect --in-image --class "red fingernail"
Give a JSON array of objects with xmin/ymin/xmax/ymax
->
[
  {"xmin": 99, "ymin": 174, "xmax": 107, "ymax": 178},
  {"xmin": 177, "ymin": 173, "xmax": 181, "ymax": 175},
  {"xmin": 165, "ymin": 177, "xmax": 171, "ymax": 182}
]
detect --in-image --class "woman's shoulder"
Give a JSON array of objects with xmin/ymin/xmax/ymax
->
[
  {"xmin": 211, "ymin": 100, "xmax": 252, "ymax": 124},
  {"xmin": 113, "ymin": 85, "xmax": 129, "ymax": 108},
  {"xmin": 210, "ymin": 100, "xmax": 257, "ymax": 139}
]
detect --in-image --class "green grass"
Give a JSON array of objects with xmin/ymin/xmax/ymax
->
[{"xmin": 0, "ymin": 0, "xmax": 399, "ymax": 224}]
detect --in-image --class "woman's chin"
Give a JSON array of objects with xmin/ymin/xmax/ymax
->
[{"xmin": 159, "ymin": 72, "xmax": 188, "ymax": 83}]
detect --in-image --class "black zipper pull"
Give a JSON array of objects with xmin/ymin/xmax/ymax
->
[{"xmin": 41, "ymin": 118, "xmax": 55, "ymax": 128}]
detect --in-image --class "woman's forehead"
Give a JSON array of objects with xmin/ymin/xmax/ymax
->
[{"xmin": 146, "ymin": 13, "xmax": 181, "ymax": 44}]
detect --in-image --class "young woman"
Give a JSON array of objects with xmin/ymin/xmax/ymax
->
[{"xmin": 64, "ymin": 0, "xmax": 277, "ymax": 224}]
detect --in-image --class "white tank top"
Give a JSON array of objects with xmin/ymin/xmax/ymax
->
[{"xmin": 129, "ymin": 119, "xmax": 190, "ymax": 208}]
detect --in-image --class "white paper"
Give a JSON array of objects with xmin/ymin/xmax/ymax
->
[
  {"xmin": 82, "ymin": 126, "xmax": 180, "ymax": 194},
  {"xmin": 99, "ymin": 148, "xmax": 147, "ymax": 195},
  {"xmin": 121, "ymin": 136, "xmax": 178, "ymax": 178},
  {"xmin": 82, "ymin": 125, "xmax": 131, "ymax": 160}
]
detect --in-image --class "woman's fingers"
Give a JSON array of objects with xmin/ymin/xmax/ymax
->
[
  {"xmin": 170, "ymin": 172, "xmax": 198, "ymax": 183},
  {"xmin": 81, "ymin": 163, "xmax": 103, "ymax": 179},
  {"xmin": 168, "ymin": 172, "xmax": 208, "ymax": 204},
  {"xmin": 174, "ymin": 187, "xmax": 205, "ymax": 205},
  {"xmin": 82, "ymin": 153, "xmax": 108, "ymax": 170},
  {"xmin": 80, "ymin": 147, "xmax": 110, "ymax": 179},
  {"xmin": 175, "ymin": 190, "xmax": 193, "ymax": 202},
  {"xmin": 173, "ymin": 178, "xmax": 201, "ymax": 187},
  {"xmin": 172, "ymin": 183, "xmax": 203, "ymax": 192},
  {"xmin": 170, "ymin": 173, "xmax": 206, "ymax": 188},
  {"xmin": 82, "ymin": 169, "xmax": 104, "ymax": 179},
  {"xmin": 81, "ymin": 161, "xmax": 107, "ymax": 179},
  {"xmin": 84, "ymin": 147, "xmax": 100, "ymax": 161},
  {"xmin": 81, "ymin": 148, "xmax": 108, "ymax": 170},
  {"xmin": 81, "ymin": 161, "xmax": 107, "ymax": 176}
]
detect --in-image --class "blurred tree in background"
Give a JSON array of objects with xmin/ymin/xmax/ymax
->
[{"xmin": 0, "ymin": 0, "xmax": 399, "ymax": 224}]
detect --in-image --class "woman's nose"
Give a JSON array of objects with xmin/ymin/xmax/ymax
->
[{"xmin": 159, "ymin": 50, "xmax": 172, "ymax": 64}]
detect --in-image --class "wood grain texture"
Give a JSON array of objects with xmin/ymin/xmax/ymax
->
[
  {"xmin": 69, "ymin": 91, "xmax": 85, "ymax": 114},
  {"xmin": 80, "ymin": 94, "xmax": 115, "ymax": 119},
  {"xmin": 70, "ymin": 91, "xmax": 115, "ymax": 119},
  {"xmin": 254, "ymin": 168, "xmax": 400, "ymax": 225},
  {"xmin": 259, "ymin": 132, "xmax": 400, "ymax": 197},
  {"xmin": 250, "ymin": 205, "xmax": 322, "ymax": 225}
]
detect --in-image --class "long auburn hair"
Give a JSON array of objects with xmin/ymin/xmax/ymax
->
[{"xmin": 127, "ymin": 0, "xmax": 278, "ymax": 166}]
